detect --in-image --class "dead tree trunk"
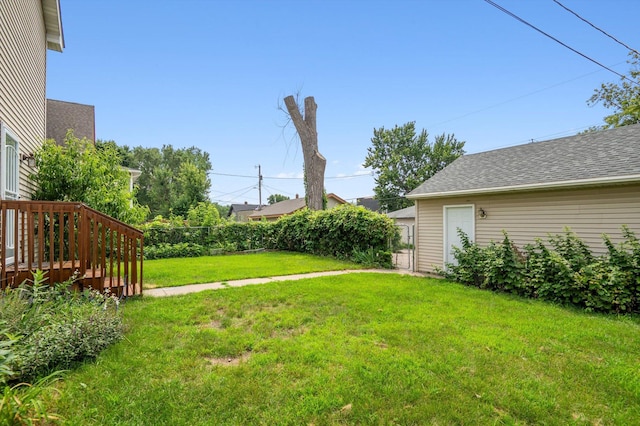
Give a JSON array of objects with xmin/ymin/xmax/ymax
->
[{"xmin": 284, "ymin": 95, "xmax": 326, "ymax": 211}]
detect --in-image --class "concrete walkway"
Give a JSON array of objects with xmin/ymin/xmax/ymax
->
[{"xmin": 145, "ymin": 268, "xmax": 423, "ymax": 297}]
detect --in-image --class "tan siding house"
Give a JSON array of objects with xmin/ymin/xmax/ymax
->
[
  {"xmin": 408, "ymin": 125, "xmax": 640, "ymax": 274},
  {"xmin": 0, "ymin": 0, "xmax": 63, "ymax": 199}
]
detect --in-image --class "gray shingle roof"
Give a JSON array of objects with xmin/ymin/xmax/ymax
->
[
  {"xmin": 248, "ymin": 197, "xmax": 306, "ymax": 219},
  {"xmin": 228, "ymin": 203, "xmax": 260, "ymax": 216},
  {"xmin": 408, "ymin": 124, "xmax": 640, "ymax": 198},
  {"xmin": 385, "ymin": 206, "xmax": 415, "ymax": 219}
]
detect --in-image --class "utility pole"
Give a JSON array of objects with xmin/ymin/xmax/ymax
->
[{"xmin": 257, "ymin": 164, "xmax": 263, "ymax": 208}]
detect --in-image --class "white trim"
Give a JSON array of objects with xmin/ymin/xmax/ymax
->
[
  {"xmin": 43, "ymin": 0, "xmax": 65, "ymax": 52},
  {"xmin": 407, "ymin": 174, "xmax": 640, "ymax": 200},
  {"xmin": 443, "ymin": 204, "xmax": 475, "ymax": 269},
  {"xmin": 0, "ymin": 123, "xmax": 20, "ymax": 200},
  {"xmin": 0, "ymin": 123, "xmax": 19, "ymax": 265}
]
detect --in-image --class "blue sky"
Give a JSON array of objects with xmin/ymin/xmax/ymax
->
[{"xmin": 46, "ymin": 0, "xmax": 640, "ymax": 206}]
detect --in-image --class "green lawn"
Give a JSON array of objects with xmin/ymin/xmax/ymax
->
[
  {"xmin": 49, "ymin": 273, "xmax": 640, "ymax": 425},
  {"xmin": 142, "ymin": 251, "xmax": 363, "ymax": 288}
]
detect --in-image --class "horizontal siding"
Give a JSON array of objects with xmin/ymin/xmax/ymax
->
[
  {"xmin": 414, "ymin": 199, "xmax": 445, "ymax": 273},
  {"xmin": 0, "ymin": 0, "xmax": 47, "ymax": 199},
  {"xmin": 415, "ymin": 184, "xmax": 640, "ymax": 273}
]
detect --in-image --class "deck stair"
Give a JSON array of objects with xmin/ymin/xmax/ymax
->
[{"xmin": 0, "ymin": 201, "xmax": 143, "ymax": 296}]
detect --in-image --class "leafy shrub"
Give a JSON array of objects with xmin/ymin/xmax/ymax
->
[
  {"xmin": 0, "ymin": 271, "xmax": 124, "ymax": 382},
  {"xmin": 440, "ymin": 230, "xmax": 486, "ymax": 287},
  {"xmin": 144, "ymin": 242, "xmax": 206, "ymax": 260},
  {"xmin": 352, "ymin": 248, "xmax": 393, "ymax": 269},
  {"xmin": 273, "ymin": 205, "xmax": 399, "ymax": 265},
  {"xmin": 32, "ymin": 133, "xmax": 148, "ymax": 224},
  {"xmin": 445, "ymin": 227, "xmax": 640, "ymax": 314},
  {"xmin": 480, "ymin": 232, "xmax": 529, "ymax": 295},
  {"xmin": 0, "ymin": 328, "xmax": 15, "ymax": 386},
  {"xmin": 141, "ymin": 215, "xmax": 210, "ymax": 247}
]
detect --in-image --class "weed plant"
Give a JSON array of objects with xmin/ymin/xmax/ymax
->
[
  {"xmin": 443, "ymin": 226, "xmax": 640, "ymax": 314},
  {"xmin": 0, "ymin": 271, "xmax": 124, "ymax": 382}
]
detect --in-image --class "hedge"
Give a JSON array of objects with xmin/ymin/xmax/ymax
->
[{"xmin": 141, "ymin": 205, "xmax": 399, "ymax": 267}]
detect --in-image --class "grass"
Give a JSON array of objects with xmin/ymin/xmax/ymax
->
[
  {"xmin": 48, "ymin": 273, "xmax": 640, "ymax": 425},
  {"xmin": 142, "ymin": 251, "xmax": 363, "ymax": 288}
]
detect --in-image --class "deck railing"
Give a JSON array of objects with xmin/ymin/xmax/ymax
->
[{"xmin": 0, "ymin": 200, "xmax": 143, "ymax": 296}]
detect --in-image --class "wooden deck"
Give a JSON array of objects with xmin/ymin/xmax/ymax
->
[{"xmin": 1, "ymin": 201, "xmax": 143, "ymax": 296}]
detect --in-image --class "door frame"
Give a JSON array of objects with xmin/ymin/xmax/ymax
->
[{"xmin": 1, "ymin": 122, "xmax": 20, "ymax": 265}]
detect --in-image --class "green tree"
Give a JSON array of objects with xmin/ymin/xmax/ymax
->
[
  {"xmin": 186, "ymin": 201, "xmax": 221, "ymax": 226},
  {"xmin": 97, "ymin": 142, "xmax": 213, "ymax": 218},
  {"xmin": 267, "ymin": 194, "xmax": 290, "ymax": 204},
  {"xmin": 212, "ymin": 203, "xmax": 230, "ymax": 218},
  {"xmin": 588, "ymin": 51, "xmax": 640, "ymax": 130},
  {"xmin": 32, "ymin": 132, "xmax": 148, "ymax": 224},
  {"xmin": 363, "ymin": 122, "xmax": 465, "ymax": 212},
  {"xmin": 173, "ymin": 161, "xmax": 210, "ymax": 217}
]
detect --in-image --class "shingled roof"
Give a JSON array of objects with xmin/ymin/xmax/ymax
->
[
  {"xmin": 385, "ymin": 206, "xmax": 415, "ymax": 219},
  {"xmin": 408, "ymin": 124, "xmax": 640, "ymax": 199},
  {"xmin": 248, "ymin": 197, "xmax": 306, "ymax": 220}
]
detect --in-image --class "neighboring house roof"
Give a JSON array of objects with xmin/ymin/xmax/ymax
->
[
  {"xmin": 357, "ymin": 197, "xmax": 380, "ymax": 212},
  {"xmin": 42, "ymin": 0, "xmax": 65, "ymax": 52},
  {"xmin": 228, "ymin": 203, "xmax": 260, "ymax": 217},
  {"xmin": 408, "ymin": 124, "xmax": 640, "ymax": 199},
  {"xmin": 386, "ymin": 206, "xmax": 415, "ymax": 219},
  {"xmin": 249, "ymin": 197, "xmax": 306, "ymax": 220},
  {"xmin": 328, "ymin": 193, "xmax": 348, "ymax": 204},
  {"xmin": 248, "ymin": 193, "xmax": 347, "ymax": 220},
  {"xmin": 46, "ymin": 99, "xmax": 96, "ymax": 144}
]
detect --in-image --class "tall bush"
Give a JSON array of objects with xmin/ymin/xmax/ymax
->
[
  {"xmin": 32, "ymin": 132, "xmax": 148, "ymax": 224},
  {"xmin": 273, "ymin": 205, "xmax": 398, "ymax": 264},
  {"xmin": 444, "ymin": 227, "xmax": 640, "ymax": 314}
]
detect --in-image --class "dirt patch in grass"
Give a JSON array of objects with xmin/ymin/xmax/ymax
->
[
  {"xmin": 206, "ymin": 353, "xmax": 251, "ymax": 366},
  {"xmin": 201, "ymin": 320, "xmax": 223, "ymax": 330},
  {"xmin": 271, "ymin": 325, "xmax": 309, "ymax": 339}
]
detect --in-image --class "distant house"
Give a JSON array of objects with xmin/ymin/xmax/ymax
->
[
  {"xmin": 357, "ymin": 196, "xmax": 381, "ymax": 212},
  {"xmin": 1, "ymin": 0, "xmax": 64, "ymax": 199},
  {"xmin": 248, "ymin": 193, "xmax": 347, "ymax": 221},
  {"xmin": 46, "ymin": 99, "xmax": 96, "ymax": 144},
  {"xmin": 407, "ymin": 124, "xmax": 640, "ymax": 274},
  {"xmin": 228, "ymin": 202, "xmax": 260, "ymax": 222},
  {"xmin": 385, "ymin": 206, "xmax": 415, "ymax": 243}
]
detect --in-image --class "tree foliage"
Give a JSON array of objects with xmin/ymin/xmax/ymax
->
[
  {"xmin": 187, "ymin": 201, "xmax": 222, "ymax": 226},
  {"xmin": 363, "ymin": 122, "xmax": 465, "ymax": 212},
  {"xmin": 268, "ymin": 194, "xmax": 290, "ymax": 205},
  {"xmin": 96, "ymin": 141, "xmax": 212, "ymax": 218},
  {"xmin": 32, "ymin": 132, "xmax": 147, "ymax": 224},
  {"xmin": 588, "ymin": 51, "xmax": 640, "ymax": 130}
]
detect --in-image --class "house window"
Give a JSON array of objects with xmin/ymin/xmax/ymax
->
[{"xmin": 1, "ymin": 123, "xmax": 19, "ymax": 263}]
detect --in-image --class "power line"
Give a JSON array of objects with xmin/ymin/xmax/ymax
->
[
  {"xmin": 427, "ymin": 67, "xmax": 615, "ymax": 128},
  {"xmin": 211, "ymin": 186, "xmax": 257, "ymax": 204},
  {"xmin": 210, "ymin": 171, "xmax": 372, "ymax": 180},
  {"xmin": 551, "ymin": 0, "xmax": 640, "ymax": 56},
  {"xmin": 483, "ymin": 0, "xmax": 639, "ymax": 86},
  {"xmin": 210, "ymin": 184, "xmax": 256, "ymax": 199}
]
